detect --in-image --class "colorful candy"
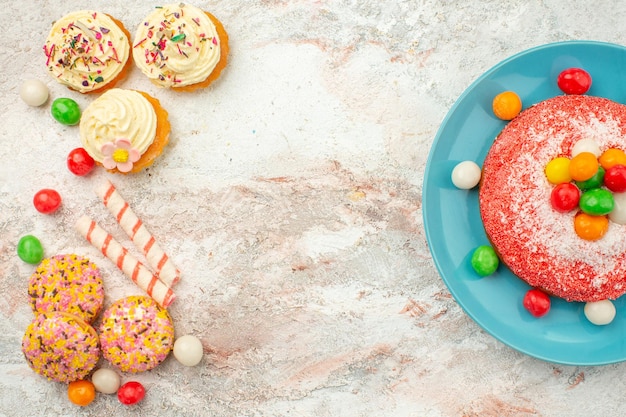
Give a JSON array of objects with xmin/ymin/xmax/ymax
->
[
  {"xmin": 67, "ymin": 148, "xmax": 95, "ymax": 176},
  {"xmin": 51, "ymin": 98, "xmax": 81, "ymax": 125},
  {"xmin": 557, "ymin": 67, "xmax": 592, "ymax": 95},
  {"xmin": 545, "ymin": 157, "xmax": 572, "ymax": 184},
  {"xmin": 17, "ymin": 235, "xmax": 44, "ymax": 264},
  {"xmin": 451, "ymin": 160, "xmax": 482, "ymax": 189},
  {"xmin": 33, "ymin": 189, "xmax": 61, "ymax": 214},
  {"xmin": 609, "ymin": 192, "xmax": 626, "ymax": 225},
  {"xmin": 19, "ymin": 79, "xmax": 49, "ymax": 107},
  {"xmin": 584, "ymin": 300, "xmax": 616, "ymax": 325},
  {"xmin": 91, "ymin": 368, "xmax": 121, "ymax": 394},
  {"xmin": 492, "ymin": 91, "xmax": 522, "ymax": 120},
  {"xmin": 67, "ymin": 380, "xmax": 96, "ymax": 407},
  {"xmin": 522, "ymin": 288, "xmax": 551, "ymax": 317},
  {"xmin": 117, "ymin": 381, "xmax": 146, "ymax": 405},
  {"xmin": 574, "ymin": 212, "xmax": 609, "ymax": 241},
  {"xmin": 173, "ymin": 335, "xmax": 204, "ymax": 367},
  {"xmin": 571, "ymin": 138, "xmax": 601, "ymax": 158},
  {"xmin": 575, "ymin": 166, "xmax": 604, "ymax": 191},
  {"xmin": 599, "ymin": 148, "xmax": 626, "ymax": 170},
  {"xmin": 550, "ymin": 183, "xmax": 580, "ymax": 212},
  {"xmin": 579, "ymin": 188, "xmax": 614, "ymax": 216},
  {"xmin": 470, "ymin": 245, "xmax": 499, "ymax": 276},
  {"xmin": 568, "ymin": 151, "xmax": 598, "ymax": 182},
  {"xmin": 603, "ymin": 164, "xmax": 626, "ymax": 192}
]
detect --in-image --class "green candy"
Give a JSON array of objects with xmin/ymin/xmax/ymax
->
[
  {"xmin": 470, "ymin": 245, "xmax": 499, "ymax": 277},
  {"xmin": 579, "ymin": 188, "xmax": 614, "ymax": 215},
  {"xmin": 576, "ymin": 166, "xmax": 605, "ymax": 191},
  {"xmin": 51, "ymin": 98, "xmax": 81, "ymax": 125},
  {"xmin": 17, "ymin": 235, "xmax": 44, "ymax": 264}
]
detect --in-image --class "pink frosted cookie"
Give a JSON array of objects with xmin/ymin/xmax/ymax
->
[
  {"xmin": 28, "ymin": 254, "xmax": 104, "ymax": 323},
  {"xmin": 22, "ymin": 311, "xmax": 100, "ymax": 383},
  {"xmin": 99, "ymin": 295, "xmax": 175, "ymax": 373}
]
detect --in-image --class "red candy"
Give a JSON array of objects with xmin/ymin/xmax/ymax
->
[
  {"xmin": 33, "ymin": 189, "xmax": 61, "ymax": 214},
  {"xmin": 604, "ymin": 164, "xmax": 626, "ymax": 192},
  {"xmin": 523, "ymin": 288, "xmax": 551, "ymax": 317},
  {"xmin": 117, "ymin": 381, "xmax": 145, "ymax": 405},
  {"xmin": 550, "ymin": 182, "xmax": 580, "ymax": 212},
  {"xmin": 67, "ymin": 148, "xmax": 95, "ymax": 176},
  {"xmin": 557, "ymin": 68, "xmax": 592, "ymax": 95}
]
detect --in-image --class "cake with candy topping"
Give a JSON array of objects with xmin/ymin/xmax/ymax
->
[
  {"xmin": 44, "ymin": 11, "xmax": 132, "ymax": 94},
  {"xmin": 479, "ymin": 94, "xmax": 626, "ymax": 302},
  {"xmin": 132, "ymin": 3, "xmax": 229, "ymax": 91}
]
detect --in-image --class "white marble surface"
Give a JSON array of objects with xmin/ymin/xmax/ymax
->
[{"xmin": 2, "ymin": 1, "xmax": 626, "ymax": 416}]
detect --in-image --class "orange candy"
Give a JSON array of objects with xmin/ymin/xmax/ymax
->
[
  {"xmin": 599, "ymin": 148, "xmax": 626, "ymax": 170},
  {"xmin": 68, "ymin": 380, "xmax": 96, "ymax": 406},
  {"xmin": 574, "ymin": 212, "xmax": 609, "ymax": 241},
  {"xmin": 569, "ymin": 152, "xmax": 599, "ymax": 181},
  {"xmin": 492, "ymin": 91, "xmax": 522, "ymax": 120}
]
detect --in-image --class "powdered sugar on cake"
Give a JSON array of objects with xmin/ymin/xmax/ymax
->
[{"xmin": 480, "ymin": 95, "xmax": 626, "ymax": 301}]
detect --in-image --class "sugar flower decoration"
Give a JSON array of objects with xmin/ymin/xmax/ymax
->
[{"xmin": 101, "ymin": 138, "xmax": 140, "ymax": 173}]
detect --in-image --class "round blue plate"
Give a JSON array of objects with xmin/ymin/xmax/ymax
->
[{"xmin": 423, "ymin": 41, "xmax": 626, "ymax": 366}]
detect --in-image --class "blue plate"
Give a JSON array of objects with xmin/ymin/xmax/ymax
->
[{"xmin": 423, "ymin": 41, "xmax": 626, "ymax": 366}]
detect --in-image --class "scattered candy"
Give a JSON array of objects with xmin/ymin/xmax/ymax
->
[
  {"xmin": 609, "ymin": 192, "xmax": 626, "ymax": 225},
  {"xmin": 568, "ymin": 151, "xmax": 598, "ymax": 182},
  {"xmin": 470, "ymin": 245, "xmax": 499, "ymax": 277},
  {"xmin": 571, "ymin": 138, "xmax": 601, "ymax": 158},
  {"xmin": 522, "ymin": 288, "xmax": 551, "ymax": 317},
  {"xmin": 118, "ymin": 381, "xmax": 146, "ymax": 405},
  {"xmin": 579, "ymin": 188, "xmax": 614, "ymax": 216},
  {"xmin": 550, "ymin": 183, "xmax": 580, "ymax": 212},
  {"xmin": 575, "ymin": 166, "xmax": 605, "ymax": 191},
  {"xmin": 584, "ymin": 299, "xmax": 616, "ymax": 325},
  {"xmin": 33, "ymin": 189, "xmax": 61, "ymax": 214},
  {"xmin": 173, "ymin": 335, "xmax": 204, "ymax": 367},
  {"xmin": 451, "ymin": 161, "xmax": 481, "ymax": 189},
  {"xmin": 91, "ymin": 368, "xmax": 121, "ymax": 394},
  {"xmin": 492, "ymin": 91, "xmax": 522, "ymax": 120},
  {"xmin": 545, "ymin": 157, "xmax": 572, "ymax": 184},
  {"xmin": 67, "ymin": 148, "xmax": 95, "ymax": 176},
  {"xmin": 557, "ymin": 67, "xmax": 592, "ymax": 95},
  {"xmin": 574, "ymin": 212, "xmax": 609, "ymax": 241},
  {"xmin": 51, "ymin": 97, "xmax": 81, "ymax": 125},
  {"xmin": 603, "ymin": 164, "xmax": 626, "ymax": 192},
  {"xmin": 67, "ymin": 380, "xmax": 96, "ymax": 407},
  {"xmin": 17, "ymin": 235, "xmax": 44, "ymax": 264},
  {"xmin": 19, "ymin": 79, "xmax": 49, "ymax": 107},
  {"xmin": 599, "ymin": 148, "xmax": 626, "ymax": 170}
]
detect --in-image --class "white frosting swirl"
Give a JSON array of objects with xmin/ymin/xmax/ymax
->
[
  {"xmin": 44, "ymin": 11, "xmax": 130, "ymax": 93},
  {"xmin": 132, "ymin": 3, "xmax": 221, "ymax": 88},
  {"xmin": 79, "ymin": 89, "xmax": 157, "ymax": 162}
]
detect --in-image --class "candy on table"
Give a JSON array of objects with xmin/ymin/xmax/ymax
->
[
  {"xmin": 17, "ymin": 235, "xmax": 44, "ymax": 264},
  {"xmin": 91, "ymin": 368, "xmax": 121, "ymax": 394},
  {"xmin": 68, "ymin": 380, "xmax": 96, "ymax": 407},
  {"xmin": 51, "ymin": 97, "xmax": 81, "ymax": 125},
  {"xmin": 492, "ymin": 91, "xmax": 522, "ymax": 120},
  {"xmin": 20, "ymin": 79, "xmax": 49, "ymax": 107},
  {"xmin": 522, "ymin": 288, "xmax": 551, "ymax": 318},
  {"xmin": 74, "ymin": 215, "xmax": 175, "ymax": 308},
  {"xmin": 451, "ymin": 160, "xmax": 481, "ymax": 189},
  {"xmin": 33, "ymin": 188, "xmax": 61, "ymax": 214},
  {"xmin": 173, "ymin": 334, "xmax": 204, "ymax": 367},
  {"xmin": 117, "ymin": 381, "xmax": 146, "ymax": 406},
  {"xmin": 94, "ymin": 180, "xmax": 180, "ymax": 287},
  {"xmin": 557, "ymin": 67, "xmax": 592, "ymax": 95},
  {"xmin": 470, "ymin": 245, "xmax": 499, "ymax": 277},
  {"xmin": 584, "ymin": 299, "xmax": 616, "ymax": 325},
  {"xmin": 67, "ymin": 148, "xmax": 95, "ymax": 176}
]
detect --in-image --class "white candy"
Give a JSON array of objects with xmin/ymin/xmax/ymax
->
[
  {"xmin": 451, "ymin": 161, "xmax": 481, "ymax": 189},
  {"xmin": 173, "ymin": 334, "xmax": 204, "ymax": 367},
  {"xmin": 571, "ymin": 139, "xmax": 601, "ymax": 158},
  {"xmin": 91, "ymin": 368, "xmax": 121, "ymax": 394},
  {"xmin": 584, "ymin": 300, "xmax": 616, "ymax": 325},
  {"xmin": 609, "ymin": 192, "xmax": 626, "ymax": 225},
  {"xmin": 19, "ymin": 79, "xmax": 49, "ymax": 107}
]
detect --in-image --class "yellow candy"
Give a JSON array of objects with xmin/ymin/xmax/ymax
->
[{"xmin": 545, "ymin": 157, "xmax": 572, "ymax": 184}]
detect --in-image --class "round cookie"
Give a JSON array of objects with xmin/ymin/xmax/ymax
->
[
  {"xmin": 22, "ymin": 311, "xmax": 100, "ymax": 383},
  {"xmin": 28, "ymin": 254, "xmax": 104, "ymax": 324},
  {"xmin": 479, "ymin": 94, "xmax": 626, "ymax": 302},
  {"xmin": 99, "ymin": 295, "xmax": 175, "ymax": 373}
]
